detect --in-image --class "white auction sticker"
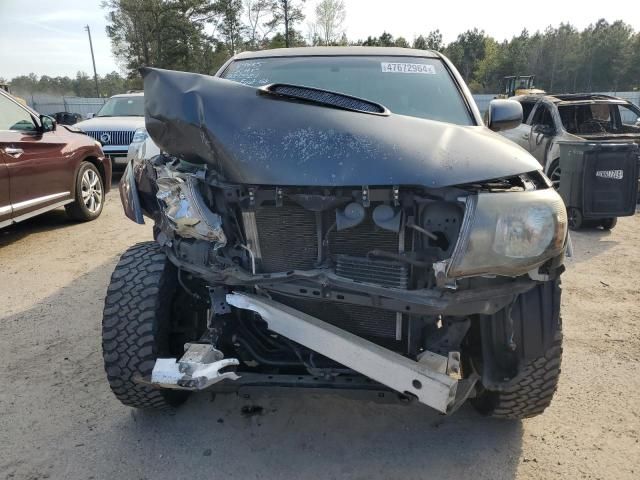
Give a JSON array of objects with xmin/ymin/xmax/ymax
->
[{"xmin": 381, "ymin": 62, "xmax": 436, "ymax": 74}]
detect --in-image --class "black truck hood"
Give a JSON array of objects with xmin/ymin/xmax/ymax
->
[{"xmin": 142, "ymin": 67, "xmax": 540, "ymax": 188}]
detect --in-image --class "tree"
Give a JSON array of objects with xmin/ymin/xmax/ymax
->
[
  {"xmin": 313, "ymin": 0, "xmax": 346, "ymax": 46},
  {"xmin": 244, "ymin": 0, "xmax": 276, "ymax": 49},
  {"xmin": 394, "ymin": 36, "xmax": 409, "ymax": 48},
  {"xmin": 268, "ymin": 0, "xmax": 306, "ymax": 48},
  {"xmin": 212, "ymin": 0, "xmax": 246, "ymax": 55},
  {"xmin": 414, "ymin": 29, "xmax": 443, "ymax": 51},
  {"xmin": 103, "ymin": 0, "xmax": 218, "ymax": 75},
  {"xmin": 445, "ymin": 28, "xmax": 487, "ymax": 82}
]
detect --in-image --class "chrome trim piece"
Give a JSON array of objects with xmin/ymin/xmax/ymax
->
[
  {"xmin": 8, "ymin": 199, "xmax": 74, "ymax": 225},
  {"xmin": 85, "ymin": 130, "xmax": 135, "ymax": 146},
  {"xmin": 0, "ymin": 205, "xmax": 12, "ymax": 215},
  {"xmin": 446, "ymin": 195, "xmax": 478, "ymax": 277},
  {"xmin": 12, "ymin": 192, "xmax": 71, "ymax": 212}
]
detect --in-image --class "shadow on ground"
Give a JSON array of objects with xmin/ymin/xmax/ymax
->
[
  {"xmin": 0, "ymin": 208, "xmax": 84, "ymax": 248},
  {"xmin": 1, "ymin": 256, "xmax": 523, "ymax": 480},
  {"xmin": 568, "ymin": 227, "xmax": 618, "ymax": 264}
]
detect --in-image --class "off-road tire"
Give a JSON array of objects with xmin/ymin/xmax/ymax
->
[
  {"xmin": 102, "ymin": 241, "xmax": 189, "ymax": 410},
  {"xmin": 65, "ymin": 162, "xmax": 104, "ymax": 221},
  {"xmin": 473, "ymin": 328, "xmax": 562, "ymax": 419}
]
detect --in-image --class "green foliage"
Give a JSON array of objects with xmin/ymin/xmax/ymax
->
[
  {"xmin": 7, "ymin": 9, "xmax": 639, "ymax": 96},
  {"xmin": 313, "ymin": 0, "xmax": 346, "ymax": 46}
]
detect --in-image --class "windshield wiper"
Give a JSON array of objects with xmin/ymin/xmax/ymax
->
[{"xmin": 258, "ymin": 83, "xmax": 390, "ymax": 116}]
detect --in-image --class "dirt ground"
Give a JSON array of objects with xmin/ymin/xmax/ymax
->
[{"xmin": 0, "ymin": 179, "xmax": 638, "ymax": 480}]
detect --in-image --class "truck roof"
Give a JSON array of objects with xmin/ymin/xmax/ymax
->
[
  {"xmin": 232, "ymin": 46, "xmax": 440, "ymax": 61},
  {"xmin": 514, "ymin": 93, "xmax": 630, "ymax": 105}
]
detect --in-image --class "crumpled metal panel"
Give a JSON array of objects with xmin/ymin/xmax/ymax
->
[{"xmin": 141, "ymin": 67, "xmax": 540, "ymax": 188}]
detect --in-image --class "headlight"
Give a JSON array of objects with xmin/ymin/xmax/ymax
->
[
  {"xmin": 447, "ymin": 189, "xmax": 567, "ymax": 278},
  {"xmin": 132, "ymin": 128, "xmax": 148, "ymax": 143}
]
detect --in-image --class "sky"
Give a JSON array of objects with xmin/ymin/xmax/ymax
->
[{"xmin": 1, "ymin": 0, "xmax": 638, "ymax": 79}]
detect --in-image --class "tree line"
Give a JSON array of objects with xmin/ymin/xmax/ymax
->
[{"xmin": 4, "ymin": 0, "xmax": 638, "ymax": 97}]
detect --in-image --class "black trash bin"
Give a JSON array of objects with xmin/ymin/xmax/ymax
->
[{"xmin": 558, "ymin": 141, "xmax": 638, "ymax": 230}]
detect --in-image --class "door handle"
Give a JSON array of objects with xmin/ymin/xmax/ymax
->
[{"xmin": 3, "ymin": 147, "xmax": 23, "ymax": 157}]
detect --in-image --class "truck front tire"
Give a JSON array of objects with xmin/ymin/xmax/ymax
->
[
  {"xmin": 102, "ymin": 241, "xmax": 190, "ymax": 410},
  {"xmin": 472, "ymin": 280, "xmax": 563, "ymax": 419}
]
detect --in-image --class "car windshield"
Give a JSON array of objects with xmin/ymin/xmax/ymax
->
[
  {"xmin": 221, "ymin": 56, "xmax": 473, "ymax": 125},
  {"xmin": 97, "ymin": 96, "xmax": 144, "ymax": 117},
  {"xmin": 558, "ymin": 102, "xmax": 640, "ymax": 135}
]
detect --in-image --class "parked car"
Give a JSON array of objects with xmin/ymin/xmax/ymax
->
[
  {"xmin": 501, "ymin": 94, "xmax": 640, "ymax": 229},
  {"xmin": 501, "ymin": 93, "xmax": 640, "ymax": 183},
  {"xmin": 0, "ymin": 89, "xmax": 111, "ymax": 229},
  {"xmin": 104, "ymin": 47, "xmax": 569, "ymax": 419},
  {"xmin": 75, "ymin": 91, "xmax": 158, "ymax": 168}
]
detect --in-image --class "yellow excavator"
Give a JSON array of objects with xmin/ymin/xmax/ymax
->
[{"xmin": 500, "ymin": 75, "xmax": 545, "ymax": 98}]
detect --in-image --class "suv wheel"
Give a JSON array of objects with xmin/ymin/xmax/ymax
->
[
  {"xmin": 65, "ymin": 162, "xmax": 104, "ymax": 221},
  {"xmin": 102, "ymin": 242, "xmax": 191, "ymax": 410}
]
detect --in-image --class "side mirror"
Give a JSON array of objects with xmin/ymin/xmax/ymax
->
[
  {"xmin": 40, "ymin": 115, "xmax": 56, "ymax": 132},
  {"xmin": 86, "ymin": 112, "xmax": 95, "ymax": 119},
  {"xmin": 487, "ymin": 99, "xmax": 523, "ymax": 132}
]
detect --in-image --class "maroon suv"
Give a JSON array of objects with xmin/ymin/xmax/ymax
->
[{"xmin": 0, "ymin": 89, "xmax": 111, "ymax": 228}]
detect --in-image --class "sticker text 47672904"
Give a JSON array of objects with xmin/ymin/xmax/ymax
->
[{"xmin": 380, "ymin": 62, "xmax": 437, "ymax": 74}]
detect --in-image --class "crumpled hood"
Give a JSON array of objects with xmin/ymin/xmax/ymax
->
[
  {"xmin": 75, "ymin": 116, "xmax": 145, "ymax": 132},
  {"xmin": 142, "ymin": 67, "xmax": 540, "ymax": 188}
]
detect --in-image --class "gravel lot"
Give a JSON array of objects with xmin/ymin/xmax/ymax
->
[{"xmin": 1, "ymin": 180, "xmax": 638, "ymax": 480}]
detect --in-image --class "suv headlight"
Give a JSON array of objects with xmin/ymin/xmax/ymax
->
[
  {"xmin": 447, "ymin": 189, "xmax": 567, "ymax": 278},
  {"xmin": 132, "ymin": 128, "xmax": 148, "ymax": 143}
]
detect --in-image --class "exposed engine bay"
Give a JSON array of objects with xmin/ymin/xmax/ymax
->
[{"xmin": 123, "ymin": 152, "xmax": 566, "ymax": 413}]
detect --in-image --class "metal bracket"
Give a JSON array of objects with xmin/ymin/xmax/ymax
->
[
  {"xmin": 248, "ymin": 187, "xmax": 256, "ymax": 208},
  {"xmin": 433, "ymin": 260, "xmax": 457, "ymax": 290},
  {"xmin": 209, "ymin": 286, "xmax": 231, "ymax": 315},
  {"xmin": 275, "ymin": 187, "xmax": 284, "ymax": 207},
  {"xmin": 227, "ymin": 292, "xmax": 458, "ymax": 413},
  {"xmin": 361, "ymin": 185, "xmax": 370, "ymax": 207},
  {"xmin": 151, "ymin": 343, "xmax": 240, "ymax": 390},
  {"xmin": 392, "ymin": 185, "xmax": 400, "ymax": 207}
]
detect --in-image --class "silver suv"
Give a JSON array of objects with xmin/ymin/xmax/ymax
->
[{"xmin": 75, "ymin": 92, "xmax": 146, "ymax": 167}]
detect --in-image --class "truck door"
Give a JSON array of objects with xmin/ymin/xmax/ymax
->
[
  {"xmin": 500, "ymin": 99, "xmax": 538, "ymax": 150},
  {"xmin": 528, "ymin": 103, "xmax": 556, "ymax": 168}
]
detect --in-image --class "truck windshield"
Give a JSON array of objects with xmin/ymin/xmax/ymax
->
[
  {"xmin": 222, "ymin": 56, "xmax": 474, "ymax": 126},
  {"xmin": 97, "ymin": 96, "xmax": 144, "ymax": 117}
]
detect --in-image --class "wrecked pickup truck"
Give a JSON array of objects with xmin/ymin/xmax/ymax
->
[{"xmin": 103, "ymin": 47, "xmax": 568, "ymax": 419}]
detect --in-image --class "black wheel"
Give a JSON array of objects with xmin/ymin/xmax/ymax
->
[
  {"xmin": 102, "ymin": 242, "xmax": 192, "ymax": 410},
  {"xmin": 548, "ymin": 160, "xmax": 561, "ymax": 191},
  {"xmin": 600, "ymin": 217, "xmax": 617, "ymax": 230},
  {"xmin": 472, "ymin": 281, "xmax": 563, "ymax": 419},
  {"xmin": 568, "ymin": 207, "xmax": 583, "ymax": 230},
  {"xmin": 65, "ymin": 162, "xmax": 104, "ymax": 221}
]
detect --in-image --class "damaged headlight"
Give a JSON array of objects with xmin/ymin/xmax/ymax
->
[
  {"xmin": 156, "ymin": 175, "xmax": 227, "ymax": 248},
  {"xmin": 447, "ymin": 188, "xmax": 567, "ymax": 278},
  {"xmin": 131, "ymin": 127, "xmax": 148, "ymax": 144}
]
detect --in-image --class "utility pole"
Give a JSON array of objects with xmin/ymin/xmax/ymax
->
[{"xmin": 85, "ymin": 25, "xmax": 100, "ymax": 97}]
